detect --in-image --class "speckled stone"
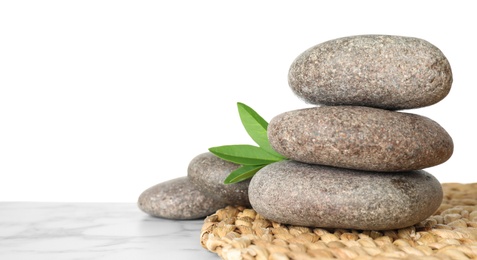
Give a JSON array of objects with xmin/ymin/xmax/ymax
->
[
  {"xmin": 288, "ymin": 35, "xmax": 452, "ymax": 110},
  {"xmin": 249, "ymin": 160, "xmax": 443, "ymax": 230},
  {"xmin": 188, "ymin": 152, "xmax": 251, "ymax": 207},
  {"xmin": 137, "ymin": 177, "xmax": 228, "ymax": 219},
  {"xmin": 268, "ymin": 106, "xmax": 453, "ymax": 172}
]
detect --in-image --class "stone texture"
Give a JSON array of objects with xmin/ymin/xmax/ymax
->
[
  {"xmin": 288, "ymin": 35, "xmax": 452, "ymax": 110},
  {"xmin": 268, "ymin": 106, "xmax": 453, "ymax": 172},
  {"xmin": 137, "ymin": 177, "xmax": 227, "ymax": 219},
  {"xmin": 249, "ymin": 160, "xmax": 443, "ymax": 230},
  {"xmin": 188, "ymin": 152, "xmax": 251, "ymax": 207}
]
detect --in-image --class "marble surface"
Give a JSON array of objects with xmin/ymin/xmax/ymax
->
[{"xmin": 0, "ymin": 202, "xmax": 219, "ymax": 259}]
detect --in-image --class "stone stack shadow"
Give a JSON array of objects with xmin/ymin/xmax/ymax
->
[{"xmin": 248, "ymin": 35, "xmax": 454, "ymax": 230}]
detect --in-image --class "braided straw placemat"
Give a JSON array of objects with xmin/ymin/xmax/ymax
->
[{"xmin": 200, "ymin": 183, "xmax": 477, "ymax": 260}]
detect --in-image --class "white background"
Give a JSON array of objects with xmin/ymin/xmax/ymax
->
[{"xmin": 1, "ymin": 1, "xmax": 475, "ymax": 202}]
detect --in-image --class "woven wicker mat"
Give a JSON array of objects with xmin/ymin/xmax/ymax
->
[{"xmin": 200, "ymin": 183, "xmax": 477, "ymax": 260}]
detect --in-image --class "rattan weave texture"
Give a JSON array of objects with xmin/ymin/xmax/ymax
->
[{"xmin": 200, "ymin": 183, "xmax": 477, "ymax": 259}]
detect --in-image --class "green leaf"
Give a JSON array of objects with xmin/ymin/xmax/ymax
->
[
  {"xmin": 237, "ymin": 102, "xmax": 285, "ymax": 159},
  {"xmin": 207, "ymin": 102, "xmax": 289, "ymax": 184},
  {"xmin": 224, "ymin": 164, "xmax": 265, "ymax": 184},
  {"xmin": 208, "ymin": 144, "xmax": 283, "ymax": 165}
]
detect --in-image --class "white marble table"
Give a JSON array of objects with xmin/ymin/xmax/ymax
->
[{"xmin": 0, "ymin": 202, "xmax": 219, "ymax": 259}]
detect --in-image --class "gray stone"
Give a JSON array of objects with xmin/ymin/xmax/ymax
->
[
  {"xmin": 188, "ymin": 152, "xmax": 251, "ymax": 207},
  {"xmin": 288, "ymin": 35, "xmax": 452, "ymax": 110},
  {"xmin": 268, "ymin": 106, "xmax": 453, "ymax": 172},
  {"xmin": 137, "ymin": 177, "xmax": 227, "ymax": 219},
  {"xmin": 249, "ymin": 160, "xmax": 443, "ymax": 230}
]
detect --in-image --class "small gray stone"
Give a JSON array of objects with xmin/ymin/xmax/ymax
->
[
  {"xmin": 288, "ymin": 35, "xmax": 452, "ymax": 110},
  {"xmin": 268, "ymin": 106, "xmax": 453, "ymax": 172},
  {"xmin": 188, "ymin": 152, "xmax": 251, "ymax": 207},
  {"xmin": 249, "ymin": 160, "xmax": 443, "ymax": 230},
  {"xmin": 137, "ymin": 177, "xmax": 227, "ymax": 219}
]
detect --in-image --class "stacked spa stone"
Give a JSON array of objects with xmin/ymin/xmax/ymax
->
[
  {"xmin": 248, "ymin": 35, "xmax": 454, "ymax": 230},
  {"xmin": 138, "ymin": 152, "xmax": 251, "ymax": 219}
]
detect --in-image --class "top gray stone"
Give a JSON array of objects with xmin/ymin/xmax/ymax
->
[{"xmin": 288, "ymin": 35, "xmax": 452, "ymax": 110}]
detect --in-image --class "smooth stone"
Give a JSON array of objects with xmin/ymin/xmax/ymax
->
[
  {"xmin": 137, "ymin": 177, "xmax": 228, "ymax": 219},
  {"xmin": 249, "ymin": 160, "xmax": 443, "ymax": 230},
  {"xmin": 268, "ymin": 106, "xmax": 453, "ymax": 172},
  {"xmin": 288, "ymin": 35, "xmax": 452, "ymax": 110},
  {"xmin": 188, "ymin": 152, "xmax": 251, "ymax": 207}
]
